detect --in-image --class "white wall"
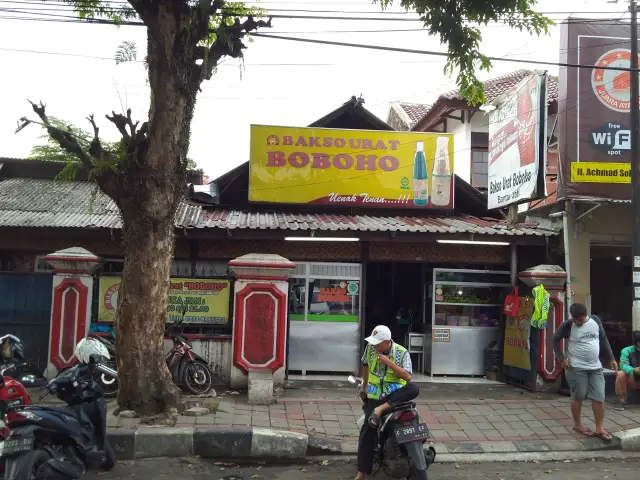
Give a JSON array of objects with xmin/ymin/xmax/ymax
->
[{"xmin": 446, "ymin": 111, "xmax": 490, "ymax": 184}]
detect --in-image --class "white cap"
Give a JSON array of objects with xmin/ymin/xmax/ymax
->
[{"xmin": 365, "ymin": 325, "xmax": 392, "ymax": 345}]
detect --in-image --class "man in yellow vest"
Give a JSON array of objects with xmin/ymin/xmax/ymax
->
[{"xmin": 355, "ymin": 325, "xmax": 419, "ymax": 480}]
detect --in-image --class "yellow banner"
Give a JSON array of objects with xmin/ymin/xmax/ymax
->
[
  {"xmin": 503, "ymin": 297, "xmax": 534, "ymax": 370},
  {"xmin": 570, "ymin": 162, "xmax": 631, "ymax": 183},
  {"xmin": 98, "ymin": 277, "xmax": 231, "ymax": 325},
  {"xmin": 249, "ymin": 125, "xmax": 455, "ymax": 209}
]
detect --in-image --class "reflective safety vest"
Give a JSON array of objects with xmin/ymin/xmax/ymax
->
[
  {"xmin": 365, "ymin": 342, "xmax": 408, "ymax": 400},
  {"xmin": 531, "ymin": 284, "xmax": 550, "ymax": 329}
]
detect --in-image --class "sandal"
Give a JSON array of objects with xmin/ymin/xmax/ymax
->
[
  {"xmin": 595, "ymin": 430, "xmax": 613, "ymax": 442},
  {"xmin": 368, "ymin": 412, "xmax": 381, "ymax": 428},
  {"xmin": 573, "ymin": 426, "xmax": 595, "ymax": 437}
]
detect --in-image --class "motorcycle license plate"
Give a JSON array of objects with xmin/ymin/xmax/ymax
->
[
  {"xmin": 394, "ymin": 424, "xmax": 430, "ymax": 444},
  {"xmin": 0, "ymin": 437, "xmax": 34, "ymax": 457}
]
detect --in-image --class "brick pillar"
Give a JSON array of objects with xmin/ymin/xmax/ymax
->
[
  {"xmin": 227, "ymin": 253, "xmax": 295, "ymax": 389},
  {"xmin": 44, "ymin": 247, "xmax": 101, "ymax": 378}
]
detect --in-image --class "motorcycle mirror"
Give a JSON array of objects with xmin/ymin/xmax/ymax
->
[{"xmin": 347, "ymin": 375, "xmax": 357, "ymax": 385}]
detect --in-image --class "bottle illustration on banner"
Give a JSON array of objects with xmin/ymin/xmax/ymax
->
[
  {"xmin": 431, "ymin": 136, "xmax": 452, "ymax": 207},
  {"xmin": 412, "ymin": 141, "xmax": 429, "ymax": 206}
]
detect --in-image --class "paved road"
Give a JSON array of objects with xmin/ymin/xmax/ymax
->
[{"xmin": 86, "ymin": 457, "xmax": 640, "ymax": 479}]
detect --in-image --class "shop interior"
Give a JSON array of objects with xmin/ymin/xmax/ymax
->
[
  {"xmin": 590, "ymin": 245, "xmax": 632, "ymax": 360},
  {"xmin": 364, "ymin": 262, "xmax": 511, "ymax": 378}
]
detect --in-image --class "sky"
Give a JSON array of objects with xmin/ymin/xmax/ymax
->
[{"xmin": 0, "ymin": 0, "xmax": 627, "ymax": 180}]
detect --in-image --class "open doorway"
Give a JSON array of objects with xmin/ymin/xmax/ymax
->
[
  {"xmin": 590, "ymin": 245, "xmax": 632, "ymax": 360},
  {"xmin": 365, "ymin": 262, "xmax": 425, "ymax": 365}
]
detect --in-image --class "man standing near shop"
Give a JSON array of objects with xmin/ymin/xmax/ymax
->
[{"xmin": 553, "ymin": 303, "xmax": 618, "ymax": 441}]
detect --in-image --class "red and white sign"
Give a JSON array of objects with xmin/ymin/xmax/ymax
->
[
  {"xmin": 488, "ymin": 72, "xmax": 548, "ymax": 209},
  {"xmin": 591, "ymin": 49, "xmax": 640, "ymax": 113}
]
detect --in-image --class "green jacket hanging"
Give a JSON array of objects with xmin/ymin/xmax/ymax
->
[{"xmin": 531, "ymin": 284, "xmax": 550, "ymax": 328}]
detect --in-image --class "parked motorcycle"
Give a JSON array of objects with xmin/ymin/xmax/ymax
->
[
  {"xmin": 165, "ymin": 321, "xmax": 214, "ymax": 395},
  {"xmin": 347, "ymin": 375, "xmax": 436, "ymax": 480},
  {"xmin": 86, "ymin": 319, "xmax": 214, "ymax": 397},
  {"xmin": 0, "ymin": 338, "xmax": 118, "ymax": 480},
  {"xmin": 0, "ymin": 369, "xmax": 32, "ymax": 477},
  {"xmin": 0, "ymin": 335, "xmax": 47, "ymax": 388}
]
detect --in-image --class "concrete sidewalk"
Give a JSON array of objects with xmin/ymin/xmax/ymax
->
[{"xmin": 109, "ymin": 395, "xmax": 640, "ymax": 445}]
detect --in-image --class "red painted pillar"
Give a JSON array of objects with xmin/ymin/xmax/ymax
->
[
  {"xmin": 44, "ymin": 247, "xmax": 101, "ymax": 378},
  {"xmin": 227, "ymin": 254, "xmax": 295, "ymax": 389},
  {"xmin": 519, "ymin": 265, "xmax": 568, "ymax": 385}
]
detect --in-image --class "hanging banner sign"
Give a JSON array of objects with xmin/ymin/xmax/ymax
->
[
  {"xmin": 98, "ymin": 276, "xmax": 231, "ymax": 325},
  {"xmin": 488, "ymin": 72, "xmax": 548, "ymax": 209},
  {"xmin": 503, "ymin": 297, "xmax": 534, "ymax": 370}
]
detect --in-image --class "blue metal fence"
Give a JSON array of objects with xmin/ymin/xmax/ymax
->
[{"xmin": 0, "ymin": 274, "xmax": 52, "ymax": 372}]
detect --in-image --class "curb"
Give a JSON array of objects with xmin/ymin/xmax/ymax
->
[
  {"xmin": 106, "ymin": 427, "xmax": 623, "ymax": 461},
  {"xmin": 614, "ymin": 427, "xmax": 640, "ymax": 452},
  {"xmin": 107, "ymin": 427, "xmax": 343, "ymax": 460}
]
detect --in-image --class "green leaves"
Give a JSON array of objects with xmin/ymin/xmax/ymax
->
[
  {"xmin": 374, "ymin": 0, "xmax": 553, "ymax": 104},
  {"xmin": 63, "ymin": 0, "xmax": 137, "ymax": 24},
  {"xmin": 116, "ymin": 41, "xmax": 138, "ymax": 65}
]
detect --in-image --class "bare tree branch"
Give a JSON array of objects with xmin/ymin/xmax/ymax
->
[
  {"xmin": 86, "ymin": 114, "xmax": 106, "ymax": 159},
  {"xmin": 204, "ymin": 15, "xmax": 272, "ymax": 80},
  {"xmin": 28, "ymin": 100, "xmax": 94, "ymax": 170},
  {"xmin": 106, "ymin": 108, "xmax": 140, "ymax": 142}
]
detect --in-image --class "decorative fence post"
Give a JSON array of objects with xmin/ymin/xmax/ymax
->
[{"xmin": 44, "ymin": 247, "xmax": 100, "ymax": 378}]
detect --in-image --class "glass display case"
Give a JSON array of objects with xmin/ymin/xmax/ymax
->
[{"xmin": 427, "ymin": 268, "xmax": 510, "ymax": 376}]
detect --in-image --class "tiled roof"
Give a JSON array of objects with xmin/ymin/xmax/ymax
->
[
  {"xmin": 0, "ymin": 178, "xmax": 201, "ymax": 228},
  {"xmin": 199, "ymin": 210, "xmax": 557, "ymax": 237},
  {"xmin": 396, "ymin": 70, "xmax": 559, "ymax": 129}
]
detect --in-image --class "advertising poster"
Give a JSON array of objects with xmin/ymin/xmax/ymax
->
[
  {"xmin": 557, "ymin": 19, "xmax": 636, "ymax": 200},
  {"xmin": 503, "ymin": 298, "xmax": 534, "ymax": 370},
  {"xmin": 98, "ymin": 276, "xmax": 231, "ymax": 325},
  {"xmin": 289, "ymin": 279, "xmax": 360, "ymax": 323},
  {"xmin": 249, "ymin": 125, "xmax": 455, "ymax": 209},
  {"xmin": 488, "ymin": 72, "xmax": 548, "ymax": 209}
]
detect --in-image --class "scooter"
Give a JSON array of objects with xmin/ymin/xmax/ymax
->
[
  {"xmin": 348, "ymin": 375, "xmax": 436, "ymax": 480},
  {"xmin": 0, "ymin": 358, "xmax": 118, "ymax": 479}
]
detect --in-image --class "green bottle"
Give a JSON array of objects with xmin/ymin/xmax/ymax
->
[{"xmin": 412, "ymin": 141, "xmax": 429, "ymax": 206}]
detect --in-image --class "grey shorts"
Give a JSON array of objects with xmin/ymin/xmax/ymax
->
[{"xmin": 566, "ymin": 368, "xmax": 605, "ymax": 403}]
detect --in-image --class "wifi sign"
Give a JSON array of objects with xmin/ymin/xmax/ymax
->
[{"xmin": 588, "ymin": 122, "xmax": 631, "ymax": 156}]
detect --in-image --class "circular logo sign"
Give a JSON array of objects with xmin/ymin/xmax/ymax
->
[
  {"xmin": 591, "ymin": 49, "xmax": 640, "ymax": 113},
  {"xmin": 347, "ymin": 282, "xmax": 359, "ymax": 294}
]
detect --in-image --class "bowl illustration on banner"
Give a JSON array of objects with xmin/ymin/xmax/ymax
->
[
  {"xmin": 591, "ymin": 48, "xmax": 640, "ymax": 113},
  {"xmin": 104, "ymin": 282, "xmax": 120, "ymax": 315}
]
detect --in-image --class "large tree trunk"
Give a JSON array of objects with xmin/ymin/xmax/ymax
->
[
  {"xmin": 115, "ymin": 211, "xmax": 181, "ymax": 415},
  {"xmin": 112, "ymin": 14, "xmax": 198, "ymax": 415}
]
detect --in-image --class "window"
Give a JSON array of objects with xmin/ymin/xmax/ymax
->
[{"xmin": 471, "ymin": 132, "xmax": 489, "ymax": 190}]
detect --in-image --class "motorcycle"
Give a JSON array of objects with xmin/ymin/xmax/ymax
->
[
  {"xmin": 165, "ymin": 320, "xmax": 214, "ymax": 395},
  {"xmin": 0, "ymin": 335, "xmax": 47, "ymax": 389},
  {"xmin": 0, "ymin": 370, "xmax": 31, "ymax": 477},
  {"xmin": 86, "ymin": 319, "xmax": 214, "ymax": 397},
  {"xmin": 348, "ymin": 375, "xmax": 436, "ymax": 480},
  {"xmin": 0, "ymin": 354, "xmax": 118, "ymax": 479}
]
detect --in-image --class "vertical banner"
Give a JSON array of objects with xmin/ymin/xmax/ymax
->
[
  {"xmin": 488, "ymin": 72, "xmax": 548, "ymax": 209},
  {"xmin": 503, "ymin": 298, "xmax": 534, "ymax": 370},
  {"xmin": 557, "ymin": 19, "xmax": 634, "ymax": 200}
]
